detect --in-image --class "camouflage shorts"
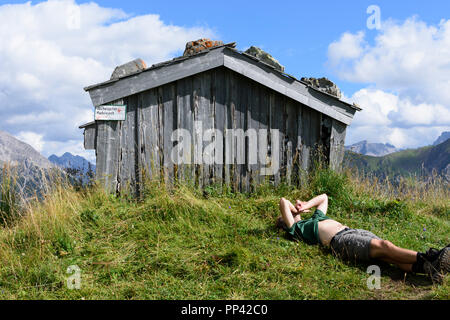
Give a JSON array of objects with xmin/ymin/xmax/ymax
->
[{"xmin": 330, "ymin": 228, "xmax": 382, "ymax": 262}]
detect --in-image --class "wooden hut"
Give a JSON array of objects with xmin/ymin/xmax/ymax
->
[{"xmin": 80, "ymin": 43, "xmax": 360, "ymax": 194}]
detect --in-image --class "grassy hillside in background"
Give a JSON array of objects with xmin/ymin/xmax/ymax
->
[
  {"xmin": 344, "ymin": 139, "xmax": 450, "ymax": 179},
  {"xmin": 0, "ymin": 166, "xmax": 448, "ymax": 300}
]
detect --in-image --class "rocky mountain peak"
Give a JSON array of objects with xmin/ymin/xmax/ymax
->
[
  {"xmin": 0, "ymin": 130, "xmax": 53, "ymax": 169},
  {"xmin": 433, "ymin": 131, "xmax": 450, "ymax": 146}
]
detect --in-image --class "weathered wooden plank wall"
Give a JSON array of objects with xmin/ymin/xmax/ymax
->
[
  {"xmin": 118, "ymin": 95, "xmax": 138, "ymax": 194},
  {"xmin": 94, "ymin": 67, "xmax": 345, "ymax": 194},
  {"xmin": 83, "ymin": 125, "xmax": 97, "ymax": 150},
  {"xmin": 95, "ymin": 99, "xmax": 123, "ymax": 193},
  {"xmin": 329, "ymin": 119, "xmax": 347, "ymax": 172},
  {"xmin": 139, "ymin": 88, "xmax": 160, "ymax": 181}
]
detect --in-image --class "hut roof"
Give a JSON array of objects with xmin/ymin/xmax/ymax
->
[
  {"xmin": 78, "ymin": 121, "xmax": 96, "ymax": 129},
  {"xmin": 83, "ymin": 44, "xmax": 360, "ymax": 125}
]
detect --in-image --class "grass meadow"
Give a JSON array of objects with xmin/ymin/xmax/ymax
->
[{"xmin": 0, "ymin": 164, "xmax": 448, "ymax": 300}]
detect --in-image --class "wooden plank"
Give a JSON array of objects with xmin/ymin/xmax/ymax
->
[
  {"xmin": 117, "ymin": 95, "xmax": 139, "ymax": 194},
  {"xmin": 238, "ymin": 75, "xmax": 247, "ymax": 192},
  {"xmin": 175, "ymin": 77, "xmax": 194, "ymax": 185},
  {"xmin": 195, "ymin": 71, "xmax": 213, "ymax": 187},
  {"xmin": 330, "ymin": 119, "xmax": 347, "ymax": 171},
  {"xmin": 95, "ymin": 99, "xmax": 123, "ymax": 193},
  {"xmin": 309, "ymin": 108, "xmax": 321, "ymax": 166},
  {"xmin": 320, "ymin": 114, "xmax": 332, "ymax": 164},
  {"xmin": 133, "ymin": 95, "xmax": 142, "ymax": 198},
  {"xmin": 162, "ymin": 82, "xmax": 176, "ymax": 186},
  {"xmin": 117, "ymin": 97, "xmax": 129, "ymax": 191},
  {"xmin": 240, "ymin": 75, "xmax": 251, "ymax": 192},
  {"xmin": 296, "ymin": 104, "xmax": 305, "ymax": 184},
  {"xmin": 281, "ymin": 95, "xmax": 288, "ymax": 184},
  {"xmin": 285, "ymin": 98, "xmax": 298, "ymax": 185},
  {"xmin": 268, "ymin": 92, "xmax": 276, "ymax": 185},
  {"xmin": 184, "ymin": 77, "xmax": 195, "ymax": 184},
  {"xmin": 301, "ymin": 106, "xmax": 311, "ymax": 171},
  {"xmin": 186, "ymin": 77, "xmax": 196, "ymax": 185},
  {"xmin": 87, "ymin": 48, "xmax": 225, "ymax": 107},
  {"xmin": 231, "ymin": 73, "xmax": 246, "ymax": 191},
  {"xmin": 139, "ymin": 88, "xmax": 160, "ymax": 181},
  {"xmin": 257, "ymin": 86, "xmax": 270, "ymax": 186},
  {"xmin": 223, "ymin": 51, "xmax": 354, "ymax": 125},
  {"xmin": 223, "ymin": 69, "xmax": 232, "ymax": 187},
  {"xmin": 83, "ymin": 125, "xmax": 97, "ymax": 150},
  {"xmin": 206, "ymin": 70, "xmax": 215, "ymax": 186},
  {"xmin": 157, "ymin": 87, "xmax": 165, "ymax": 183},
  {"xmin": 95, "ymin": 121, "xmax": 116, "ymax": 192},
  {"xmin": 213, "ymin": 68, "xmax": 226, "ymax": 186},
  {"xmin": 227, "ymin": 71, "xmax": 240, "ymax": 191},
  {"xmin": 192, "ymin": 74, "xmax": 203, "ymax": 188},
  {"xmin": 270, "ymin": 91, "xmax": 285, "ymax": 186},
  {"xmin": 173, "ymin": 79, "xmax": 183, "ymax": 183},
  {"xmin": 249, "ymin": 82, "xmax": 261, "ymax": 189}
]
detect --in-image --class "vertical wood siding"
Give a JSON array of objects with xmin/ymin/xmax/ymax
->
[
  {"xmin": 94, "ymin": 67, "xmax": 344, "ymax": 194},
  {"xmin": 95, "ymin": 99, "xmax": 123, "ymax": 193},
  {"xmin": 83, "ymin": 125, "xmax": 97, "ymax": 150},
  {"xmin": 329, "ymin": 119, "xmax": 347, "ymax": 172}
]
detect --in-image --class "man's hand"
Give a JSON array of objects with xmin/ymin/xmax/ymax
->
[
  {"xmin": 295, "ymin": 194, "xmax": 328, "ymax": 215},
  {"xmin": 295, "ymin": 200, "xmax": 311, "ymax": 212}
]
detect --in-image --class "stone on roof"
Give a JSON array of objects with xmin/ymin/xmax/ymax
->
[
  {"xmin": 183, "ymin": 38, "xmax": 224, "ymax": 56},
  {"xmin": 110, "ymin": 58, "xmax": 147, "ymax": 80},
  {"xmin": 244, "ymin": 46, "xmax": 285, "ymax": 72},
  {"xmin": 301, "ymin": 77, "xmax": 342, "ymax": 99}
]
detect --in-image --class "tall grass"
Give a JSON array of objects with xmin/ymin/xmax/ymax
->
[
  {"xmin": 0, "ymin": 163, "xmax": 448, "ymax": 299},
  {"xmin": 0, "ymin": 164, "xmax": 21, "ymax": 226},
  {"xmin": 345, "ymin": 167, "xmax": 449, "ymax": 203}
]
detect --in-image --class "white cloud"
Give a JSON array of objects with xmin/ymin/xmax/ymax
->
[
  {"xmin": 329, "ymin": 17, "xmax": 450, "ymax": 104},
  {"xmin": 388, "ymin": 100, "xmax": 450, "ymax": 128},
  {"xmin": 347, "ymin": 89, "xmax": 449, "ymax": 148},
  {"xmin": 328, "ymin": 31, "xmax": 366, "ymax": 66},
  {"xmin": 0, "ymin": 0, "xmax": 214, "ymax": 160},
  {"xmin": 15, "ymin": 131, "xmax": 44, "ymax": 153},
  {"xmin": 328, "ymin": 16, "xmax": 450, "ymax": 148},
  {"xmin": 350, "ymin": 89, "xmax": 398, "ymax": 127},
  {"xmin": 346, "ymin": 124, "xmax": 449, "ymax": 150}
]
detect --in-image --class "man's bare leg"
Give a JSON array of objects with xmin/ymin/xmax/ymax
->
[
  {"xmin": 370, "ymin": 239, "xmax": 417, "ymax": 271},
  {"xmin": 378, "ymin": 257, "xmax": 413, "ymax": 272}
]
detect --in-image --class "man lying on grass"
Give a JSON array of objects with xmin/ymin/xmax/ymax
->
[{"xmin": 277, "ymin": 194, "xmax": 449, "ymax": 284}]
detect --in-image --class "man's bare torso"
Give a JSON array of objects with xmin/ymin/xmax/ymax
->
[{"xmin": 318, "ymin": 219, "xmax": 348, "ymax": 246}]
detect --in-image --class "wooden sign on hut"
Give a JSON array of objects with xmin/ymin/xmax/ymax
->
[{"xmin": 80, "ymin": 40, "xmax": 361, "ymax": 194}]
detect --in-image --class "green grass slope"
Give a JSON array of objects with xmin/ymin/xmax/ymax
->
[
  {"xmin": 0, "ymin": 168, "xmax": 449, "ymax": 300},
  {"xmin": 344, "ymin": 139, "xmax": 450, "ymax": 178}
]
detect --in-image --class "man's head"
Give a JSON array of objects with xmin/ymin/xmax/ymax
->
[{"xmin": 276, "ymin": 216, "xmax": 288, "ymax": 231}]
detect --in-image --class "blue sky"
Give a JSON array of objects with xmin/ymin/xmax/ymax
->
[
  {"xmin": 0, "ymin": 0, "xmax": 449, "ymax": 162},
  {"xmin": 57, "ymin": 0, "xmax": 450, "ymax": 95}
]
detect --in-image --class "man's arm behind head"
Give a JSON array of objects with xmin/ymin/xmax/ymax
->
[{"xmin": 295, "ymin": 194, "xmax": 328, "ymax": 215}]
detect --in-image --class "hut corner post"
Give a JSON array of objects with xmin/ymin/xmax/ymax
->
[{"xmin": 329, "ymin": 119, "xmax": 347, "ymax": 172}]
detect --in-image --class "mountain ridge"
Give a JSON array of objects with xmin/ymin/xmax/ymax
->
[
  {"xmin": 345, "ymin": 140, "xmax": 399, "ymax": 157},
  {"xmin": 344, "ymin": 138, "xmax": 450, "ymax": 180},
  {"xmin": 433, "ymin": 131, "xmax": 450, "ymax": 146},
  {"xmin": 0, "ymin": 130, "xmax": 53, "ymax": 169},
  {"xmin": 48, "ymin": 152, "xmax": 95, "ymax": 173}
]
